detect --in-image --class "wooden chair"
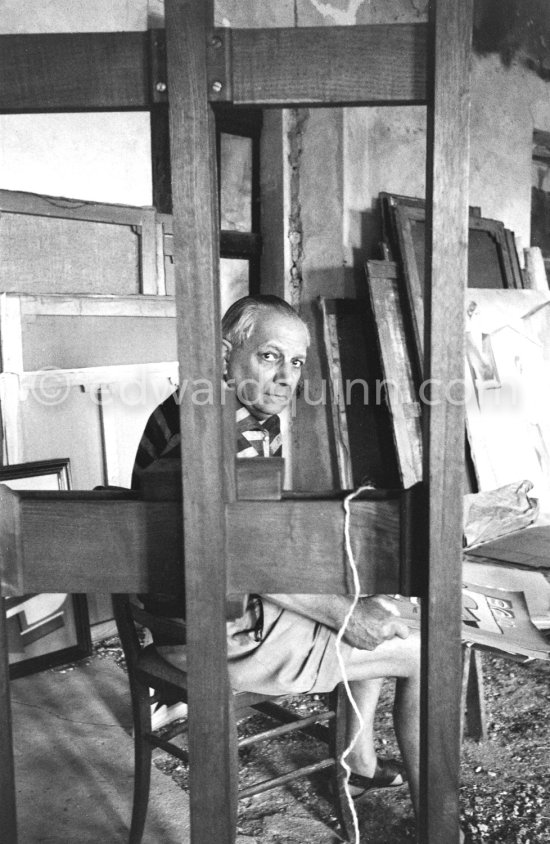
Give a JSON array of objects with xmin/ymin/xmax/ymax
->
[{"xmin": 112, "ymin": 594, "xmax": 356, "ymax": 844}]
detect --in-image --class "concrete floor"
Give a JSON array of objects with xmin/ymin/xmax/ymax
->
[{"xmin": 11, "ymin": 655, "xmax": 190, "ymax": 844}]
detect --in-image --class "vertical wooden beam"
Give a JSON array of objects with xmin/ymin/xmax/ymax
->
[
  {"xmin": 150, "ymin": 104, "xmax": 173, "ymax": 214},
  {"xmin": 421, "ymin": 1, "xmax": 472, "ymax": 842},
  {"xmin": 165, "ymin": 2, "xmax": 236, "ymax": 843},
  {"xmin": 0, "ymin": 596, "xmax": 18, "ymax": 842}
]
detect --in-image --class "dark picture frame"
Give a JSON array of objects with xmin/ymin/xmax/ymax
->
[
  {"xmin": 379, "ymin": 193, "xmax": 523, "ymax": 378},
  {"xmin": 1, "ymin": 459, "xmax": 92, "ymax": 679}
]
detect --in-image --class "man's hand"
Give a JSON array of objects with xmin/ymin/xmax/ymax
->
[{"xmin": 344, "ymin": 596, "xmax": 410, "ymax": 651}]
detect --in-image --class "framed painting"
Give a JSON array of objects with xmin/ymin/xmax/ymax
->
[
  {"xmin": 379, "ymin": 193, "xmax": 523, "ymax": 377},
  {"xmin": 1, "ymin": 458, "xmax": 92, "ymax": 678}
]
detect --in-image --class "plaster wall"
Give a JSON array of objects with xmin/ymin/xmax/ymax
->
[
  {"xmin": 341, "ymin": 54, "xmax": 550, "ymax": 268},
  {"xmin": 216, "ymin": 0, "xmax": 426, "ymax": 27},
  {"xmin": 469, "ymin": 54, "xmax": 550, "ymax": 250},
  {"xmin": 294, "ymin": 53, "xmax": 550, "ymax": 489}
]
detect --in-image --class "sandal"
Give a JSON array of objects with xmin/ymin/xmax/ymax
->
[{"xmin": 348, "ymin": 756, "xmax": 407, "ymax": 799}]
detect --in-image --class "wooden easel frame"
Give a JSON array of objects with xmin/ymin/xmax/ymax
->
[{"xmin": 0, "ymin": 2, "xmax": 472, "ymax": 842}]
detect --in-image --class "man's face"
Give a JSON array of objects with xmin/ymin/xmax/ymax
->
[{"xmin": 225, "ymin": 311, "xmax": 309, "ymax": 419}]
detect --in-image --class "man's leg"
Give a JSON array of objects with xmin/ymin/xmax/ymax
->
[
  {"xmin": 344, "ymin": 677, "xmax": 384, "ymax": 777},
  {"xmin": 340, "ymin": 630, "xmax": 421, "ymax": 814}
]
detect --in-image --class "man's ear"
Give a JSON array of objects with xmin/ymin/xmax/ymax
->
[{"xmin": 221, "ymin": 338, "xmax": 232, "ymax": 376}]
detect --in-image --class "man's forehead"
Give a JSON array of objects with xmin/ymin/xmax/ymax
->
[{"xmin": 249, "ymin": 311, "xmax": 308, "ymax": 349}]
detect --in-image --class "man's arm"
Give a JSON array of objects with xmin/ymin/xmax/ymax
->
[{"xmin": 264, "ymin": 593, "xmax": 410, "ymax": 651}]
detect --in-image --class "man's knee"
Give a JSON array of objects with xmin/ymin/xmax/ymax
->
[{"xmin": 392, "ymin": 630, "xmax": 421, "ymax": 678}]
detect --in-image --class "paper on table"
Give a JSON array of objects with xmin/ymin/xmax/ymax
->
[
  {"xmin": 389, "ymin": 582, "xmax": 550, "ymax": 661},
  {"xmin": 463, "ymin": 559, "xmax": 550, "ymax": 629}
]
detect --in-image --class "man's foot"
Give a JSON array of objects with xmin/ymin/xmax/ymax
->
[
  {"xmin": 151, "ymin": 701, "xmax": 188, "ymax": 731},
  {"xmin": 348, "ymin": 756, "xmax": 407, "ymax": 799}
]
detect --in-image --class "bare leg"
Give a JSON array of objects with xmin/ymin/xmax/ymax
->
[
  {"xmin": 344, "ymin": 677, "xmax": 384, "ymax": 777},
  {"xmin": 340, "ymin": 630, "xmax": 421, "ymax": 815},
  {"xmin": 393, "ymin": 670, "xmax": 420, "ymax": 815}
]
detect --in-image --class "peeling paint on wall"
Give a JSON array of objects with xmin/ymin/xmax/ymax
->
[
  {"xmin": 307, "ymin": 0, "xmax": 368, "ymax": 26},
  {"xmin": 286, "ymin": 108, "xmax": 310, "ymax": 309}
]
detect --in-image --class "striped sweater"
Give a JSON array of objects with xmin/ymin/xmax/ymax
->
[
  {"xmin": 132, "ymin": 390, "xmax": 282, "ymax": 489},
  {"xmin": 131, "ymin": 390, "xmax": 281, "ymax": 620}
]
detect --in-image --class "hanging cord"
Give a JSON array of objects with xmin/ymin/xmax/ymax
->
[{"xmin": 334, "ymin": 484, "xmax": 374, "ymax": 844}]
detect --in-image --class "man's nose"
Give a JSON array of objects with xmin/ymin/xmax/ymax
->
[{"xmin": 275, "ymin": 360, "xmax": 294, "ymax": 383}]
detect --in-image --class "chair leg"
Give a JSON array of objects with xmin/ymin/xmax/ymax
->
[
  {"xmin": 328, "ymin": 684, "xmax": 357, "ymax": 844},
  {"xmin": 461, "ymin": 645, "xmax": 487, "ymax": 743},
  {"xmin": 129, "ymin": 684, "xmax": 153, "ymax": 844}
]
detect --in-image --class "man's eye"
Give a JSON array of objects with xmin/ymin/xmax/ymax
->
[
  {"xmin": 261, "ymin": 352, "xmax": 277, "ymax": 361},
  {"xmin": 292, "ymin": 359, "xmax": 304, "ymax": 368}
]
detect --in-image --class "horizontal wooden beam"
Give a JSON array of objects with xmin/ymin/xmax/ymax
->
[
  {"xmin": 0, "ymin": 25, "xmax": 427, "ymax": 113},
  {"xmin": 0, "ymin": 31, "xmax": 156, "ymax": 112},
  {"xmin": 226, "ymin": 497, "xmax": 404, "ymax": 594},
  {"xmin": 208, "ymin": 24, "xmax": 428, "ymax": 106},
  {"xmin": 0, "ymin": 489, "xmax": 184, "ymax": 595},
  {"xmin": 0, "ymin": 485, "xmax": 413, "ymax": 597}
]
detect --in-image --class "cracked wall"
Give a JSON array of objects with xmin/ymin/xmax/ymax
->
[{"xmin": 286, "ymin": 109, "xmax": 310, "ymax": 310}]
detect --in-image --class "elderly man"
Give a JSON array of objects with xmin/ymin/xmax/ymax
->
[{"xmin": 132, "ymin": 294, "xmax": 420, "ymax": 812}]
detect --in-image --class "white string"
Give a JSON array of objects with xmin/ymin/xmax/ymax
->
[{"xmin": 334, "ymin": 484, "xmax": 374, "ymax": 844}]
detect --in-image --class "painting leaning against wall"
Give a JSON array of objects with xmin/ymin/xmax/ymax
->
[{"xmin": 1, "ymin": 458, "xmax": 91, "ymax": 678}]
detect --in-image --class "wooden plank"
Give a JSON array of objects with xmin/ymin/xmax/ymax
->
[
  {"xmin": 165, "ymin": 1, "xmax": 236, "ymax": 842},
  {"xmin": 16, "ymin": 361, "xmax": 178, "ymax": 393},
  {"xmin": 235, "ymin": 457, "xmax": 284, "ymax": 500},
  {"xmin": 0, "ymin": 32, "xmax": 151, "ymax": 111},
  {"xmin": 421, "ymin": 1, "xmax": 473, "ymax": 842},
  {"xmin": 16, "ymin": 293, "xmax": 175, "ymax": 318},
  {"xmin": 0, "ymin": 189, "xmax": 148, "ymax": 226},
  {"xmin": 319, "ymin": 298, "xmax": 353, "ymax": 489},
  {"xmin": 366, "ymin": 262, "xmax": 422, "ymax": 489},
  {"xmin": 0, "ymin": 487, "xmax": 407, "ymax": 597},
  {"xmin": 209, "ymin": 25, "xmax": 427, "ymax": 106},
  {"xmin": 504, "ymin": 228, "xmax": 524, "ymax": 289},
  {"xmin": 0, "ymin": 489, "xmax": 184, "ymax": 596},
  {"xmin": 0, "ymin": 586, "xmax": 17, "ymax": 844},
  {"xmin": 226, "ymin": 497, "xmax": 402, "ymax": 594},
  {"xmin": 139, "ymin": 208, "xmax": 159, "ymax": 294}
]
